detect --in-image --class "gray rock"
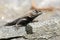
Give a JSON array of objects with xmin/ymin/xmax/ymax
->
[
  {"xmin": 0, "ymin": 26, "xmax": 26, "ymax": 38},
  {"xmin": 0, "ymin": 12, "xmax": 60, "ymax": 40}
]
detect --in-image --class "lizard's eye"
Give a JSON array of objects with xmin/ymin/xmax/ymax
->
[
  {"xmin": 38, "ymin": 10, "xmax": 41, "ymax": 12},
  {"xmin": 35, "ymin": 10, "xmax": 38, "ymax": 13}
]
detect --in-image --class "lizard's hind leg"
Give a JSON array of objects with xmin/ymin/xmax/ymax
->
[{"xmin": 13, "ymin": 19, "xmax": 23, "ymax": 30}]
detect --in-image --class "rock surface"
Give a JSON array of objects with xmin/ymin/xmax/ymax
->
[
  {"xmin": 0, "ymin": 11, "xmax": 60, "ymax": 40},
  {"xmin": 0, "ymin": 0, "xmax": 60, "ymax": 40}
]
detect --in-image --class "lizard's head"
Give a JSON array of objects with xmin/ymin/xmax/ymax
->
[
  {"xmin": 26, "ymin": 9, "xmax": 42, "ymax": 18},
  {"xmin": 31, "ymin": 10, "xmax": 42, "ymax": 17}
]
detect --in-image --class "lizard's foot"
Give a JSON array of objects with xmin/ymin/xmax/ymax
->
[
  {"xmin": 13, "ymin": 24, "xmax": 22, "ymax": 31},
  {"xmin": 32, "ymin": 20, "xmax": 38, "ymax": 22}
]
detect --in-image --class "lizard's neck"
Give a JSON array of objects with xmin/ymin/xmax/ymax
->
[{"xmin": 29, "ymin": 14, "xmax": 39, "ymax": 20}]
